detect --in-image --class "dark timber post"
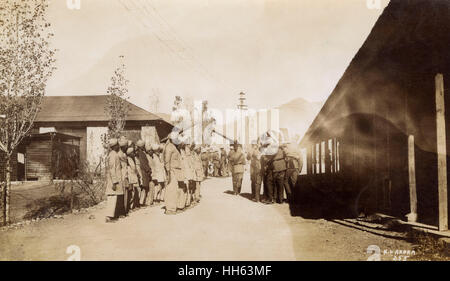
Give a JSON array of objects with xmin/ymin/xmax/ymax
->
[
  {"xmin": 435, "ymin": 73, "xmax": 448, "ymax": 231},
  {"xmin": 407, "ymin": 135, "xmax": 418, "ymax": 222}
]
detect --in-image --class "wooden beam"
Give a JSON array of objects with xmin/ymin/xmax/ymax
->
[
  {"xmin": 435, "ymin": 73, "xmax": 448, "ymax": 231},
  {"xmin": 407, "ymin": 135, "xmax": 418, "ymax": 222}
]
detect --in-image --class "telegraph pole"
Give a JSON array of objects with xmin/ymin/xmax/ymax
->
[{"xmin": 237, "ymin": 92, "xmax": 248, "ymax": 146}]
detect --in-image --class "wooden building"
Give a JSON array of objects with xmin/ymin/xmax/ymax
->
[
  {"xmin": 1, "ymin": 95, "xmax": 173, "ymax": 182},
  {"xmin": 33, "ymin": 95, "xmax": 173, "ymax": 164},
  {"xmin": 293, "ymin": 0, "xmax": 450, "ymax": 230},
  {"xmin": 24, "ymin": 132, "xmax": 80, "ymax": 181}
]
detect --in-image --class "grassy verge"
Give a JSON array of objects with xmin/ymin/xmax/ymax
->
[{"xmin": 408, "ymin": 232, "xmax": 450, "ymax": 261}]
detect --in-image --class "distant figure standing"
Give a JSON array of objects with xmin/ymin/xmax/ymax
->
[
  {"xmin": 219, "ymin": 148, "xmax": 227, "ymax": 177},
  {"xmin": 283, "ymin": 142, "xmax": 302, "ymax": 203},
  {"xmin": 248, "ymin": 142, "xmax": 263, "ymax": 202},
  {"xmin": 200, "ymin": 148, "xmax": 209, "ymax": 179},
  {"xmin": 151, "ymin": 143, "xmax": 166, "ymax": 203},
  {"xmin": 126, "ymin": 146, "xmax": 140, "ymax": 211},
  {"xmin": 145, "ymin": 141, "xmax": 156, "ymax": 206},
  {"xmin": 181, "ymin": 142, "xmax": 196, "ymax": 208},
  {"xmin": 193, "ymin": 145, "xmax": 204, "ymax": 203},
  {"xmin": 212, "ymin": 149, "xmax": 220, "ymax": 177},
  {"xmin": 229, "ymin": 143, "xmax": 246, "ymax": 195},
  {"xmin": 118, "ymin": 137, "xmax": 129, "ymax": 216},
  {"xmin": 261, "ymin": 152, "xmax": 274, "ymax": 204},
  {"xmin": 105, "ymin": 138, "xmax": 124, "ymax": 222},
  {"xmin": 272, "ymin": 146, "xmax": 289, "ymax": 204},
  {"xmin": 136, "ymin": 140, "xmax": 151, "ymax": 207},
  {"xmin": 163, "ymin": 133, "xmax": 184, "ymax": 215}
]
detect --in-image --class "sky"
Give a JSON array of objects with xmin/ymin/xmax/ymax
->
[{"xmin": 45, "ymin": 0, "xmax": 389, "ymax": 113}]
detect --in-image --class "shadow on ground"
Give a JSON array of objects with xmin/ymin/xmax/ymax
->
[
  {"xmin": 239, "ymin": 193, "xmax": 254, "ymax": 202},
  {"xmin": 223, "ymin": 190, "xmax": 236, "ymax": 196},
  {"xmin": 289, "ymin": 185, "xmax": 354, "ymax": 220}
]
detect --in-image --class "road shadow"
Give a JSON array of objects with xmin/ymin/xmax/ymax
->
[
  {"xmin": 239, "ymin": 193, "xmax": 254, "ymax": 202},
  {"xmin": 223, "ymin": 190, "xmax": 236, "ymax": 195}
]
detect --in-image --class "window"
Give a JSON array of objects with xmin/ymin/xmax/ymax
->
[
  {"xmin": 328, "ymin": 139, "xmax": 334, "ymax": 173},
  {"xmin": 336, "ymin": 140, "xmax": 340, "ymax": 172},
  {"xmin": 17, "ymin": 153, "xmax": 25, "ymax": 164},
  {"xmin": 39, "ymin": 127, "xmax": 56, "ymax": 134},
  {"xmin": 315, "ymin": 143, "xmax": 320, "ymax": 174},
  {"xmin": 321, "ymin": 141, "xmax": 326, "ymax": 173}
]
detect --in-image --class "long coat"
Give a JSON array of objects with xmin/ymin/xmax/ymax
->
[
  {"xmin": 181, "ymin": 149, "xmax": 195, "ymax": 181},
  {"xmin": 193, "ymin": 152, "xmax": 204, "ymax": 181},
  {"xmin": 127, "ymin": 156, "xmax": 139, "ymax": 185},
  {"xmin": 137, "ymin": 149, "xmax": 151, "ymax": 188},
  {"xmin": 248, "ymin": 148, "xmax": 262, "ymax": 180},
  {"xmin": 229, "ymin": 149, "xmax": 246, "ymax": 174},
  {"xmin": 106, "ymin": 150, "xmax": 124, "ymax": 195},
  {"xmin": 151, "ymin": 154, "xmax": 166, "ymax": 183},
  {"xmin": 134, "ymin": 157, "xmax": 143, "ymax": 185},
  {"xmin": 163, "ymin": 142, "xmax": 184, "ymax": 182},
  {"xmin": 118, "ymin": 150, "xmax": 129, "ymax": 185},
  {"xmin": 272, "ymin": 149, "xmax": 287, "ymax": 172}
]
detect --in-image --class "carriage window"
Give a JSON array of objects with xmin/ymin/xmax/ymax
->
[
  {"xmin": 337, "ymin": 140, "xmax": 340, "ymax": 172},
  {"xmin": 328, "ymin": 139, "xmax": 334, "ymax": 173},
  {"xmin": 315, "ymin": 143, "xmax": 320, "ymax": 174},
  {"xmin": 321, "ymin": 141, "xmax": 326, "ymax": 173},
  {"xmin": 311, "ymin": 145, "xmax": 316, "ymax": 174}
]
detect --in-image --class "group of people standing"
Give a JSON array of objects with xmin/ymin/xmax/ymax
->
[
  {"xmin": 246, "ymin": 141, "xmax": 303, "ymax": 204},
  {"xmin": 105, "ymin": 131, "xmax": 303, "ymax": 222},
  {"xmin": 200, "ymin": 147, "xmax": 231, "ymax": 178},
  {"xmin": 105, "ymin": 133, "xmax": 205, "ymax": 222}
]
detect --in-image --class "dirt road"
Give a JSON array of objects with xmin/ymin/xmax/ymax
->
[{"xmin": 0, "ymin": 175, "xmax": 414, "ymax": 261}]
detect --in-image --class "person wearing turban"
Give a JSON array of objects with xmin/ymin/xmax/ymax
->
[
  {"xmin": 117, "ymin": 137, "xmax": 130, "ymax": 216},
  {"xmin": 144, "ymin": 141, "xmax": 156, "ymax": 206},
  {"xmin": 180, "ymin": 139, "xmax": 195, "ymax": 209},
  {"xmin": 126, "ymin": 146, "xmax": 140, "ymax": 211},
  {"xmin": 228, "ymin": 142, "xmax": 246, "ymax": 195},
  {"xmin": 192, "ymin": 145, "xmax": 204, "ymax": 203},
  {"xmin": 200, "ymin": 147, "xmax": 209, "ymax": 180},
  {"xmin": 163, "ymin": 131, "xmax": 184, "ymax": 214},
  {"xmin": 136, "ymin": 139, "xmax": 152, "ymax": 207},
  {"xmin": 282, "ymin": 141, "xmax": 302, "ymax": 204},
  {"xmin": 105, "ymin": 138, "xmax": 123, "ymax": 222},
  {"xmin": 151, "ymin": 143, "xmax": 166, "ymax": 203}
]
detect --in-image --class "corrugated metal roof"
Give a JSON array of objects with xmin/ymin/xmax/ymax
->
[{"xmin": 35, "ymin": 95, "xmax": 163, "ymax": 123}]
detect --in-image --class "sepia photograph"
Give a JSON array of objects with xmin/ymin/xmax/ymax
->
[{"xmin": 0, "ymin": 0, "xmax": 449, "ymax": 266}]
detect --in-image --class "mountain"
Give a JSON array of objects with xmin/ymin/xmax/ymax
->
[{"xmin": 277, "ymin": 98, "xmax": 324, "ymax": 142}]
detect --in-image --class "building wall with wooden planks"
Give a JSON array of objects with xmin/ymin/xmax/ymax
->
[{"xmin": 26, "ymin": 140, "xmax": 53, "ymax": 181}]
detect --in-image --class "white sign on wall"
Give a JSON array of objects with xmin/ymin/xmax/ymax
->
[{"xmin": 86, "ymin": 127, "xmax": 108, "ymax": 168}]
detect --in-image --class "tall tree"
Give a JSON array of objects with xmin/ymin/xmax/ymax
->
[
  {"xmin": 104, "ymin": 56, "xmax": 129, "ymax": 139},
  {"xmin": 0, "ymin": 0, "xmax": 56, "ymax": 225}
]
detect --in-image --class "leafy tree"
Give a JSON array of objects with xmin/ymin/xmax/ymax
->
[
  {"xmin": 104, "ymin": 55, "xmax": 129, "ymax": 139},
  {"xmin": 0, "ymin": 0, "xmax": 56, "ymax": 225}
]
